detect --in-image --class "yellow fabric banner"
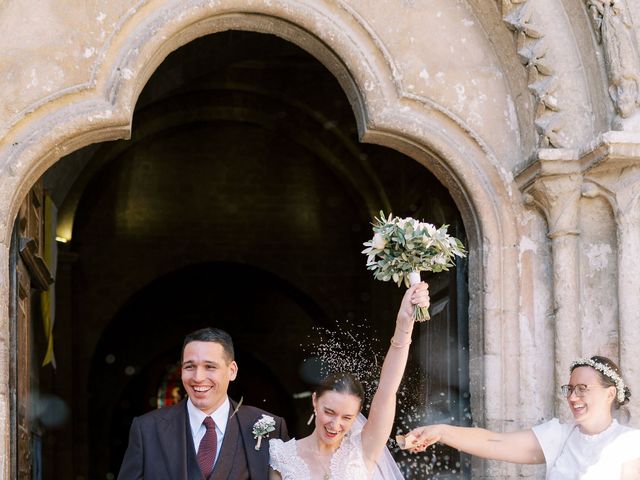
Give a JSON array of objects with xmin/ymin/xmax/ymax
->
[{"xmin": 41, "ymin": 194, "xmax": 57, "ymax": 368}]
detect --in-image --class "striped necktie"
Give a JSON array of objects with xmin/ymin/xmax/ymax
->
[{"xmin": 197, "ymin": 416, "xmax": 217, "ymax": 478}]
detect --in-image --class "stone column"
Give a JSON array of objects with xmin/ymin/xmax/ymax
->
[
  {"xmin": 517, "ymin": 149, "xmax": 582, "ymax": 414},
  {"xmin": 617, "ymin": 214, "xmax": 640, "ymax": 425},
  {"xmin": 582, "ymin": 132, "xmax": 640, "ymax": 425},
  {"xmin": 0, "ymin": 243, "xmax": 10, "ymax": 480}
]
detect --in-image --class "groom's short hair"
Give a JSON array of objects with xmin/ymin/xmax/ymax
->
[{"xmin": 182, "ymin": 327, "xmax": 235, "ymax": 363}]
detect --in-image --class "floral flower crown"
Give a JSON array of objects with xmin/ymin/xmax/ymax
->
[{"xmin": 570, "ymin": 358, "xmax": 627, "ymax": 403}]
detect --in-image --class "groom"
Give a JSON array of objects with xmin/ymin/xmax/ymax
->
[{"xmin": 118, "ymin": 327, "xmax": 288, "ymax": 479}]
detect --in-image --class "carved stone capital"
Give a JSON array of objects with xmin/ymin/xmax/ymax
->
[
  {"xmin": 517, "ymin": 149, "xmax": 582, "ymax": 236},
  {"xmin": 581, "ymin": 131, "xmax": 640, "ymax": 219}
]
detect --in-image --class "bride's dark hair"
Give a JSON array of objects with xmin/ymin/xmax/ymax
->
[{"xmin": 315, "ymin": 372, "xmax": 365, "ymax": 409}]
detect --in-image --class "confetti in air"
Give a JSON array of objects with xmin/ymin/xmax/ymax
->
[{"xmin": 303, "ymin": 320, "xmax": 472, "ymax": 478}]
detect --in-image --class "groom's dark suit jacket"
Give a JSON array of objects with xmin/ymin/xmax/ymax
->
[{"xmin": 117, "ymin": 399, "xmax": 288, "ymax": 480}]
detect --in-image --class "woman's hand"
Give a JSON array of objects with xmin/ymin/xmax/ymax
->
[
  {"xmin": 401, "ymin": 425, "xmax": 444, "ymax": 453},
  {"xmin": 397, "ymin": 282, "xmax": 430, "ymax": 327}
]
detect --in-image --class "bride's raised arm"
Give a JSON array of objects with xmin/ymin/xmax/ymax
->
[{"xmin": 360, "ymin": 282, "xmax": 429, "ymax": 467}]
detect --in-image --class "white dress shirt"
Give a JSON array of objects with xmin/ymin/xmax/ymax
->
[{"xmin": 187, "ymin": 396, "xmax": 230, "ymax": 465}]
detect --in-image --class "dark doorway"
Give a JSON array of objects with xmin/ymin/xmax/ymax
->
[{"xmin": 33, "ymin": 30, "xmax": 470, "ymax": 479}]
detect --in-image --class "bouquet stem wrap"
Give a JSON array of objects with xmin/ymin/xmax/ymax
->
[{"xmin": 408, "ymin": 271, "xmax": 430, "ymax": 321}]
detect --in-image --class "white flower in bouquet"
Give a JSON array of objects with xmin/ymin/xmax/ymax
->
[
  {"xmin": 372, "ymin": 233, "xmax": 387, "ymax": 250},
  {"xmin": 362, "ymin": 211, "xmax": 466, "ymax": 321},
  {"xmin": 252, "ymin": 414, "xmax": 276, "ymax": 450}
]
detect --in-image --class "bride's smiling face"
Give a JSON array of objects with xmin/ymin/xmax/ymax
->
[{"xmin": 312, "ymin": 391, "xmax": 361, "ymax": 447}]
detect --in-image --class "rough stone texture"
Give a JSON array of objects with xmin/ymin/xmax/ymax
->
[
  {"xmin": 0, "ymin": 0, "xmax": 640, "ymax": 478},
  {"xmin": 0, "ymin": 244, "xmax": 9, "ymax": 479}
]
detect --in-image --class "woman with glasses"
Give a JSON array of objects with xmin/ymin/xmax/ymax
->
[{"xmin": 401, "ymin": 355, "xmax": 640, "ymax": 479}]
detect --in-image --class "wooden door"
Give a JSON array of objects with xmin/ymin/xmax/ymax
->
[{"xmin": 9, "ymin": 181, "xmax": 53, "ymax": 479}]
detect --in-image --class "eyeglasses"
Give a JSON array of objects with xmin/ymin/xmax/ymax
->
[{"xmin": 560, "ymin": 384, "xmax": 603, "ymax": 398}]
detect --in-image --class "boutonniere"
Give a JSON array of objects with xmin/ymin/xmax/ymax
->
[{"xmin": 252, "ymin": 414, "xmax": 276, "ymax": 450}]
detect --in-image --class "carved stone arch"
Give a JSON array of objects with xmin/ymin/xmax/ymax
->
[
  {"xmin": 0, "ymin": 0, "xmax": 529, "ymax": 244},
  {"xmin": 0, "ymin": 2, "xmax": 527, "ymax": 477}
]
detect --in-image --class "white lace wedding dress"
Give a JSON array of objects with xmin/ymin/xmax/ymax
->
[
  {"xmin": 269, "ymin": 431, "xmax": 371, "ymax": 480},
  {"xmin": 269, "ymin": 414, "xmax": 404, "ymax": 480}
]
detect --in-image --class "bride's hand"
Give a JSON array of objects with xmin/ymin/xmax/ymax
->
[
  {"xmin": 397, "ymin": 282, "xmax": 430, "ymax": 326},
  {"xmin": 402, "ymin": 425, "xmax": 443, "ymax": 453}
]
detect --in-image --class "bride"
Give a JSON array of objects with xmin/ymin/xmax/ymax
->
[{"xmin": 269, "ymin": 282, "xmax": 430, "ymax": 479}]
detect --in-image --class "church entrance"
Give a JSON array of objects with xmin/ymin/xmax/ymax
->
[{"xmin": 10, "ymin": 31, "xmax": 470, "ymax": 479}]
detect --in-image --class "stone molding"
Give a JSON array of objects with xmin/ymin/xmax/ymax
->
[{"xmin": 502, "ymin": 0, "xmax": 566, "ymax": 148}]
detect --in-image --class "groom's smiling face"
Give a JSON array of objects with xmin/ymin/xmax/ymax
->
[{"xmin": 181, "ymin": 340, "xmax": 238, "ymax": 414}]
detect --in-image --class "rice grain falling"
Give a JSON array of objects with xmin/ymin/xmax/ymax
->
[{"xmin": 302, "ymin": 321, "xmax": 469, "ymax": 478}]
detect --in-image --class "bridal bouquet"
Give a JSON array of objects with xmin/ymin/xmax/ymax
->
[{"xmin": 362, "ymin": 212, "xmax": 466, "ymax": 321}]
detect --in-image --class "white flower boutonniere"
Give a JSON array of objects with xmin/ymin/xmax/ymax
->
[{"xmin": 252, "ymin": 414, "xmax": 276, "ymax": 450}]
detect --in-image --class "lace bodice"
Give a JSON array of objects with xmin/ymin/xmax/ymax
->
[{"xmin": 269, "ymin": 432, "xmax": 371, "ymax": 480}]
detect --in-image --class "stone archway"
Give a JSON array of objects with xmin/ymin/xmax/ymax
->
[{"xmin": 0, "ymin": 2, "xmax": 526, "ymax": 478}]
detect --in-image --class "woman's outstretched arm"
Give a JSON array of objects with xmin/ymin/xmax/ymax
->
[
  {"xmin": 405, "ymin": 424, "xmax": 545, "ymax": 465},
  {"xmin": 361, "ymin": 282, "xmax": 430, "ymax": 466}
]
